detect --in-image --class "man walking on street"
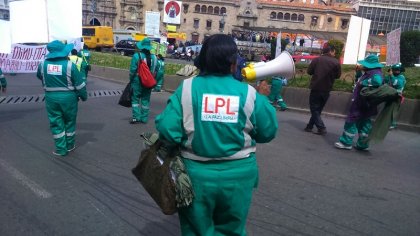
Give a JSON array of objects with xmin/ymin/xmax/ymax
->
[
  {"xmin": 36, "ymin": 40, "xmax": 87, "ymax": 156},
  {"xmin": 305, "ymin": 44, "xmax": 341, "ymax": 135}
]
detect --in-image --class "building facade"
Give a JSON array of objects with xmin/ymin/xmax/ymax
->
[
  {"xmin": 82, "ymin": 0, "xmax": 355, "ymax": 43},
  {"xmin": 352, "ymin": 0, "xmax": 420, "ymax": 34},
  {"xmin": 0, "ymin": 0, "xmax": 9, "ymax": 20}
]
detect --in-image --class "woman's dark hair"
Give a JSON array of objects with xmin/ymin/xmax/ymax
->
[{"xmin": 195, "ymin": 34, "xmax": 238, "ymax": 75}]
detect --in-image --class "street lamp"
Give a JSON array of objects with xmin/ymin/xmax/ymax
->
[{"xmin": 219, "ymin": 13, "xmax": 226, "ymax": 33}]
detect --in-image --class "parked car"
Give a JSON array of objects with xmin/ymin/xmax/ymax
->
[
  {"xmin": 114, "ymin": 40, "xmax": 138, "ymax": 56},
  {"xmin": 292, "ymin": 54, "xmax": 319, "ymax": 64}
]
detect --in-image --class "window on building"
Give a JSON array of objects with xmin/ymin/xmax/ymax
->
[
  {"xmin": 184, "ymin": 18, "xmax": 187, "ymax": 23},
  {"xmin": 221, "ymin": 7, "xmax": 227, "ymax": 15},
  {"xmin": 208, "ymin": 6, "xmax": 213, "ymax": 14},
  {"xmin": 206, "ymin": 20, "xmax": 212, "ymax": 29},
  {"xmin": 194, "ymin": 19, "xmax": 199, "ymax": 29},
  {"xmin": 284, "ymin": 13, "xmax": 291, "ymax": 20},
  {"xmin": 214, "ymin": 6, "xmax": 220, "ymax": 15},
  {"xmin": 291, "ymin": 13, "xmax": 297, "ymax": 21},
  {"xmin": 341, "ymin": 19, "xmax": 349, "ymax": 29},
  {"xmin": 194, "ymin": 4, "xmax": 200, "ymax": 12},
  {"xmin": 277, "ymin": 12, "xmax": 283, "ymax": 20},
  {"xmin": 244, "ymin": 21, "xmax": 250, "ymax": 27},
  {"xmin": 270, "ymin": 12, "xmax": 276, "ymax": 19},
  {"xmin": 201, "ymin": 5, "xmax": 207, "ymax": 13},
  {"xmin": 192, "ymin": 33, "xmax": 199, "ymax": 44},
  {"xmin": 311, "ymin": 16, "xmax": 318, "ymax": 26},
  {"xmin": 298, "ymin": 14, "xmax": 305, "ymax": 22}
]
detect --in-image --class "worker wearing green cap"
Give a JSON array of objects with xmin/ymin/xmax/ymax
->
[
  {"xmin": 36, "ymin": 40, "xmax": 87, "ymax": 156},
  {"xmin": 335, "ymin": 54, "xmax": 384, "ymax": 151},
  {"xmin": 385, "ymin": 63, "xmax": 406, "ymax": 129},
  {"xmin": 129, "ymin": 38, "xmax": 158, "ymax": 124}
]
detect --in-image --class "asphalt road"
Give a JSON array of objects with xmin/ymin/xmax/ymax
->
[{"xmin": 0, "ymin": 73, "xmax": 419, "ymax": 236}]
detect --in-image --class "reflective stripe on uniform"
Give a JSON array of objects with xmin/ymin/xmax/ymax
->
[
  {"xmin": 243, "ymin": 85, "xmax": 255, "ymax": 147},
  {"xmin": 344, "ymin": 131, "xmax": 355, "ymax": 137},
  {"xmin": 359, "ymin": 132, "xmax": 369, "ymax": 137},
  {"xmin": 75, "ymin": 82, "xmax": 86, "ymax": 90},
  {"xmin": 181, "ymin": 78, "xmax": 257, "ymax": 161},
  {"xmin": 141, "ymin": 105, "xmax": 149, "ymax": 109},
  {"xmin": 181, "ymin": 146, "xmax": 256, "ymax": 161},
  {"xmin": 132, "ymin": 104, "xmax": 140, "ymax": 107},
  {"xmin": 53, "ymin": 131, "xmax": 65, "ymax": 139},
  {"xmin": 181, "ymin": 78, "xmax": 194, "ymax": 149},
  {"xmin": 66, "ymin": 132, "xmax": 75, "ymax": 136},
  {"xmin": 66, "ymin": 61, "xmax": 73, "ymax": 87}
]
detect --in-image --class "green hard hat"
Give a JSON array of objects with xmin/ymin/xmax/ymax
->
[{"xmin": 391, "ymin": 63, "xmax": 402, "ymax": 70}]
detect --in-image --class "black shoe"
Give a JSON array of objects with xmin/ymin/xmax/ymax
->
[
  {"xmin": 304, "ymin": 127, "xmax": 313, "ymax": 132},
  {"xmin": 313, "ymin": 128, "xmax": 327, "ymax": 135},
  {"xmin": 130, "ymin": 119, "xmax": 141, "ymax": 124}
]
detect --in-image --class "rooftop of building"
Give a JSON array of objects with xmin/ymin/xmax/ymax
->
[{"xmin": 257, "ymin": 0, "xmax": 355, "ymax": 13}]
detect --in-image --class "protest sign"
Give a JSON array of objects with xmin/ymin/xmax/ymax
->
[{"xmin": 0, "ymin": 44, "xmax": 47, "ymax": 73}]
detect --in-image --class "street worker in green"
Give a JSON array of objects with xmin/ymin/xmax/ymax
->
[
  {"xmin": 155, "ymin": 34, "xmax": 278, "ymax": 236},
  {"xmin": 0, "ymin": 68, "xmax": 6, "ymax": 94},
  {"xmin": 129, "ymin": 37, "xmax": 158, "ymax": 124},
  {"xmin": 268, "ymin": 75, "xmax": 288, "ymax": 111},
  {"xmin": 153, "ymin": 54, "xmax": 165, "ymax": 92},
  {"xmin": 78, "ymin": 44, "xmax": 91, "ymax": 78},
  {"xmin": 384, "ymin": 63, "xmax": 406, "ymax": 129},
  {"xmin": 335, "ymin": 54, "xmax": 384, "ymax": 151},
  {"xmin": 36, "ymin": 40, "xmax": 87, "ymax": 156},
  {"xmin": 69, "ymin": 49, "xmax": 88, "ymax": 82}
]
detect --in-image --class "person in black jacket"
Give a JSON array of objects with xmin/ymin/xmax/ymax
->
[{"xmin": 304, "ymin": 45, "xmax": 341, "ymax": 135}]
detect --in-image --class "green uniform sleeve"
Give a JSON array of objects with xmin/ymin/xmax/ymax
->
[
  {"xmin": 36, "ymin": 63, "xmax": 43, "ymax": 81},
  {"xmin": 360, "ymin": 73, "xmax": 383, "ymax": 88},
  {"xmin": 129, "ymin": 53, "xmax": 140, "ymax": 81},
  {"xmin": 0, "ymin": 77, "xmax": 6, "ymax": 89},
  {"xmin": 71, "ymin": 64, "xmax": 87, "ymax": 101},
  {"xmin": 155, "ymin": 84, "xmax": 185, "ymax": 144},
  {"xmin": 388, "ymin": 74, "xmax": 406, "ymax": 93},
  {"xmin": 250, "ymin": 93, "xmax": 278, "ymax": 143},
  {"xmin": 0, "ymin": 69, "xmax": 6, "ymax": 88}
]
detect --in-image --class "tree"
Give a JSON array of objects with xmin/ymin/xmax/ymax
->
[
  {"xmin": 400, "ymin": 30, "xmax": 420, "ymax": 67},
  {"xmin": 327, "ymin": 39, "xmax": 344, "ymax": 60},
  {"xmin": 270, "ymin": 37, "xmax": 287, "ymax": 59}
]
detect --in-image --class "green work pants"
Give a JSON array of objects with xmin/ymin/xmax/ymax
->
[
  {"xmin": 155, "ymin": 72, "xmax": 164, "ymax": 91},
  {"xmin": 268, "ymin": 78, "xmax": 287, "ymax": 109},
  {"xmin": 339, "ymin": 119, "xmax": 372, "ymax": 149},
  {"xmin": 179, "ymin": 156, "xmax": 258, "ymax": 236},
  {"xmin": 45, "ymin": 92, "xmax": 78, "ymax": 155},
  {"xmin": 131, "ymin": 79, "xmax": 152, "ymax": 122}
]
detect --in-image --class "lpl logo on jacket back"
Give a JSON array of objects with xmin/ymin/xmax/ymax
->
[
  {"xmin": 47, "ymin": 64, "xmax": 62, "ymax": 75},
  {"xmin": 201, "ymin": 94, "xmax": 239, "ymax": 123}
]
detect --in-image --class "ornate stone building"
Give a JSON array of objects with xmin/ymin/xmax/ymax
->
[
  {"xmin": 0, "ymin": 0, "xmax": 9, "ymax": 20},
  {"xmin": 82, "ymin": 0, "xmax": 355, "ymax": 43}
]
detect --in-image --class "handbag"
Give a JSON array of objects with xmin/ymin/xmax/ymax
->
[
  {"xmin": 132, "ymin": 134, "xmax": 177, "ymax": 215},
  {"xmin": 118, "ymin": 82, "xmax": 132, "ymax": 107}
]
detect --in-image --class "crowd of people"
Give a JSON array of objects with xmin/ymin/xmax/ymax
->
[{"xmin": 4, "ymin": 34, "xmax": 404, "ymax": 235}]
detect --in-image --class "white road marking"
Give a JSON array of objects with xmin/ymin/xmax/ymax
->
[{"xmin": 0, "ymin": 159, "xmax": 52, "ymax": 199}]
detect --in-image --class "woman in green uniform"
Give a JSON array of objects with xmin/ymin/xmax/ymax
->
[{"xmin": 155, "ymin": 34, "xmax": 278, "ymax": 236}]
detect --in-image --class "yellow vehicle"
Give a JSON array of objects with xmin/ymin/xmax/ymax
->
[{"xmin": 82, "ymin": 26, "xmax": 114, "ymax": 50}]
